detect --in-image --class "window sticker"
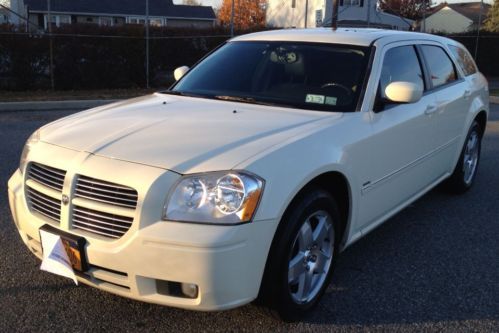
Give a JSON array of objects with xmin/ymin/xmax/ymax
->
[
  {"xmin": 325, "ymin": 96, "xmax": 337, "ymax": 105},
  {"xmin": 305, "ymin": 94, "xmax": 325, "ymax": 104}
]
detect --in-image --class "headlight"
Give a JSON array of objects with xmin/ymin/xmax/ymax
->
[
  {"xmin": 163, "ymin": 171, "xmax": 264, "ymax": 224},
  {"xmin": 19, "ymin": 129, "xmax": 40, "ymax": 175}
]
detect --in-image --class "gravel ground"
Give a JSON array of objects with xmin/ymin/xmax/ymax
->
[{"xmin": 0, "ymin": 105, "xmax": 498, "ymax": 332}]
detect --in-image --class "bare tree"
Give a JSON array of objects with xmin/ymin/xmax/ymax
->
[{"xmin": 378, "ymin": 0, "xmax": 432, "ymax": 21}]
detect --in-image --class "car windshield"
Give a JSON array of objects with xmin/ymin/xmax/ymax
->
[{"xmin": 169, "ymin": 41, "xmax": 371, "ymax": 112}]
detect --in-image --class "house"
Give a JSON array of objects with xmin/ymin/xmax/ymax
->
[
  {"xmin": 419, "ymin": 2, "xmax": 491, "ymax": 33},
  {"xmin": 0, "ymin": 7, "xmax": 11, "ymax": 24},
  {"xmin": 266, "ymin": 0, "xmax": 413, "ymax": 30},
  {"xmin": 10, "ymin": 0, "xmax": 216, "ymax": 31}
]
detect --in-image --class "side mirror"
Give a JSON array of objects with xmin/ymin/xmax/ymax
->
[
  {"xmin": 174, "ymin": 66, "xmax": 189, "ymax": 81},
  {"xmin": 384, "ymin": 81, "xmax": 423, "ymax": 104}
]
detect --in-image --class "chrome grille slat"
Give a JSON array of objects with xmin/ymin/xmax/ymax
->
[
  {"xmin": 73, "ymin": 218, "xmax": 130, "ymax": 232},
  {"xmin": 31, "ymin": 202, "xmax": 60, "ymax": 220},
  {"xmin": 29, "ymin": 166, "xmax": 65, "ymax": 183},
  {"xmin": 73, "ymin": 209, "xmax": 133, "ymax": 224},
  {"xmin": 75, "ymin": 176, "xmax": 138, "ymax": 209},
  {"xmin": 75, "ymin": 183, "xmax": 138, "ymax": 198},
  {"xmin": 28, "ymin": 163, "xmax": 66, "ymax": 191},
  {"xmin": 31, "ymin": 163, "xmax": 66, "ymax": 177},
  {"xmin": 71, "ymin": 224, "xmax": 121, "ymax": 239},
  {"xmin": 26, "ymin": 187, "xmax": 61, "ymax": 222},
  {"xmin": 27, "ymin": 188, "xmax": 61, "ymax": 207},
  {"xmin": 73, "ymin": 193, "xmax": 137, "ymax": 209},
  {"xmin": 72, "ymin": 203, "xmax": 135, "ymax": 239},
  {"xmin": 78, "ymin": 177, "xmax": 136, "ymax": 191},
  {"xmin": 73, "ymin": 213, "xmax": 131, "ymax": 229}
]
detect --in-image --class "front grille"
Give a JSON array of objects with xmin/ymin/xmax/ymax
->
[
  {"xmin": 28, "ymin": 163, "xmax": 66, "ymax": 191},
  {"xmin": 75, "ymin": 176, "xmax": 138, "ymax": 209},
  {"xmin": 26, "ymin": 187, "xmax": 62, "ymax": 222},
  {"xmin": 72, "ymin": 206, "xmax": 133, "ymax": 239}
]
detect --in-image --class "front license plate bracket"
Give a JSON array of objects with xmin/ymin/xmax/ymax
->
[{"xmin": 39, "ymin": 224, "xmax": 89, "ymax": 272}]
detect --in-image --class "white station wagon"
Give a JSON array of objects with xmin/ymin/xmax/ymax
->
[{"xmin": 8, "ymin": 28, "xmax": 489, "ymax": 320}]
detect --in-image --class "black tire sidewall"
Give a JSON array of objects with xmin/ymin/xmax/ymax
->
[
  {"xmin": 262, "ymin": 189, "xmax": 341, "ymax": 320},
  {"xmin": 449, "ymin": 121, "xmax": 482, "ymax": 192}
]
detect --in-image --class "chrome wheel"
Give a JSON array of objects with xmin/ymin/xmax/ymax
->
[
  {"xmin": 288, "ymin": 210, "xmax": 334, "ymax": 304},
  {"xmin": 463, "ymin": 130, "xmax": 480, "ymax": 185}
]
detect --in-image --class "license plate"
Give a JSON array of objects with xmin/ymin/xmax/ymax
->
[{"xmin": 39, "ymin": 224, "xmax": 88, "ymax": 272}]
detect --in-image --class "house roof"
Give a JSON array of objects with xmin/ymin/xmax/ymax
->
[
  {"xmin": 426, "ymin": 2, "xmax": 490, "ymax": 24},
  {"xmin": 24, "ymin": 0, "xmax": 216, "ymax": 20},
  {"xmin": 447, "ymin": 2, "xmax": 490, "ymax": 24}
]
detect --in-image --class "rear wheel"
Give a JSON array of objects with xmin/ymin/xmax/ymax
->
[
  {"xmin": 446, "ymin": 120, "xmax": 482, "ymax": 193},
  {"xmin": 258, "ymin": 189, "xmax": 340, "ymax": 321}
]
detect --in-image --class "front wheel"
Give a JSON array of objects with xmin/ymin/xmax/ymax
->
[
  {"xmin": 258, "ymin": 189, "xmax": 340, "ymax": 321},
  {"xmin": 445, "ymin": 120, "xmax": 482, "ymax": 193}
]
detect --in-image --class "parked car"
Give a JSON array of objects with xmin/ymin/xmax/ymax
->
[{"xmin": 8, "ymin": 28, "xmax": 489, "ymax": 321}]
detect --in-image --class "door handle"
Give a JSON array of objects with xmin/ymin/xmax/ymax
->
[
  {"xmin": 424, "ymin": 104, "xmax": 438, "ymax": 115},
  {"xmin": 463, "ymin": 90, "xmax": 471, "ymax": 99}
]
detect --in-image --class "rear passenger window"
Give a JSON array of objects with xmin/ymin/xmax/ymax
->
[
  {"xmin": 420, "ymin": 45, "xmax": 457, "ymax": 88},
  {"xmin": 448, "ymin": 45, "xmax": 477, "ymax": 76},
  {"xmin": 379, "ymin": 45, "xmax": 425, "ymax": 99}
]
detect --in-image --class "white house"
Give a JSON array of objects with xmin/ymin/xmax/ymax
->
[
  {"xmin": 420, "ymin": 2, "xmax": 490, "ymax": 33},
  {"xmin": 266, "ymin": 0, "xmax": 413, "ymax": 30}
]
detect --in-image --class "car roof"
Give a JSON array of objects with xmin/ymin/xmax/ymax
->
[{"xmin": 231, "ymin": 28, "xmax": 448, "ymax": 47}]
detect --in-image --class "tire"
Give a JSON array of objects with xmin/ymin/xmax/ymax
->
[
  {"xmin": 445, "ymin": 120, "xmax": 482, "ymax": 194},
  {"xmin": 257, "ymin": 189, "xmax": 341, "ymax": 322}
]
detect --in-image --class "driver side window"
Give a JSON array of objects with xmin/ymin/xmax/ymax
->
[{"xmin": 376, "ymin": 45, "xmax": 425, "ymax": 111}]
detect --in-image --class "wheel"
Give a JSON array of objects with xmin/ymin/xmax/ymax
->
[
  {"xmin": 445, "ymin": 120, "xmax": 482, "ymax": 193},
  {"xmin": 257, "ymin": 189, "xmax": 340, "ymax": 321}
]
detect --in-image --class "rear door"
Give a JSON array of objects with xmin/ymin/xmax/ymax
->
[{"xmin": 418, "ymin": 44, "xmax": 470, "ymax": 175}]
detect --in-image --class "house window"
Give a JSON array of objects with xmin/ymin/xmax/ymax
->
[
  {"xmin": 341, "ymin": 0, "xmax": 361, "ymax": 6},
  {"xmin": 127, "ymin": 16, "xmax": 164, "ymax": 26},
  {"xmin": 99, "ymin": 17, "xmax": 113, "ymax": 26},
  {"xmin": 315, "ymin": 10, "xmax": 323, "ymax": 27},
  {"xmin": 43, "ymin": 14, "xmax": 71, "ymax": 29}
]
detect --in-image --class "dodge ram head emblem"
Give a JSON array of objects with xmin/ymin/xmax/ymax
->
[{"xmin": 62, "ymin": 194, "xmax": 69, "ymax": 205}]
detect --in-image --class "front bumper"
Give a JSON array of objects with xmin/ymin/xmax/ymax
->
[{"xmin": 8, "ymin": 143, "xmax": 276, "ymax": 311}]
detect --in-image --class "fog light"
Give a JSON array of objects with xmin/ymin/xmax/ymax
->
[{"xmin": 181, "ymin": 283, "xmax": 198, "ymax": 299}]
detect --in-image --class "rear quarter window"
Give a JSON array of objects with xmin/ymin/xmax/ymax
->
[{"xmin": 448, "ymin": 45, "xmax": 478, "ymax": 76}]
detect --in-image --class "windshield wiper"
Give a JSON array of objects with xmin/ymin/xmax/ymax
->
[
  {"xmin": 160, "ymin": 90, "xmax": 206, "ymax": 98},
  {"xmin": 214, "ymin": 95, "xmax": 283, "ymax": 107}
]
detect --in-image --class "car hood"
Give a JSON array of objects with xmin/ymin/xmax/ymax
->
[{"xmin": 40, "ymin": 93, "xmax": 339, "ymax": 174}]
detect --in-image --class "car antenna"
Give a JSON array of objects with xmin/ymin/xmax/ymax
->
[{"xmin": 331, "ymin": 0, "xmax": 339, "ymax": 31}]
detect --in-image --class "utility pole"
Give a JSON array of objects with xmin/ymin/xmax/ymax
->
[
  {"xmin": 230, "ymin": 0, "xmax": 235, "ymax": 36},
  {"xmin": 304, "ymin": 0, "xmax": 308, "ymax": 28},
  {"xmin": 145, "ymin": 0, "xmax": 150, "ymax": 89},
  {"xmin": 474, "ymin": 0, "xmax": 484, "ymax": 60},
  {"xmin": 331, "ymin": 0, "xmax": 339, "ymax": 30},
  {"xmin": 47, "ymin": 0, "xmax": 54, "ymax": 90},
  {"xmin": 366, "ymin": 0, "xmax": 370, "ymax": 28}
]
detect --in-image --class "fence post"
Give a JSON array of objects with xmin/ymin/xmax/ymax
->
[
  {"xmin": 47, "ymin": 0, "xmax": 54, "ymax": 90},
  {"xmin": 145, "ymin": 0, "xmax": 150, "ymax": 89},
  {"xmin": 474, "ymin": 0, "xmax": 484, "ymax": 60}
]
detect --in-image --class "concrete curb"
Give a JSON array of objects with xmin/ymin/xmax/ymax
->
[
  {"xmin": 0, "ymin": 99, "xmax": 121, "ymax": 112},
  {"xmin": 490, "ymin": 96, "xmax": 499, "ymax": 104}
]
